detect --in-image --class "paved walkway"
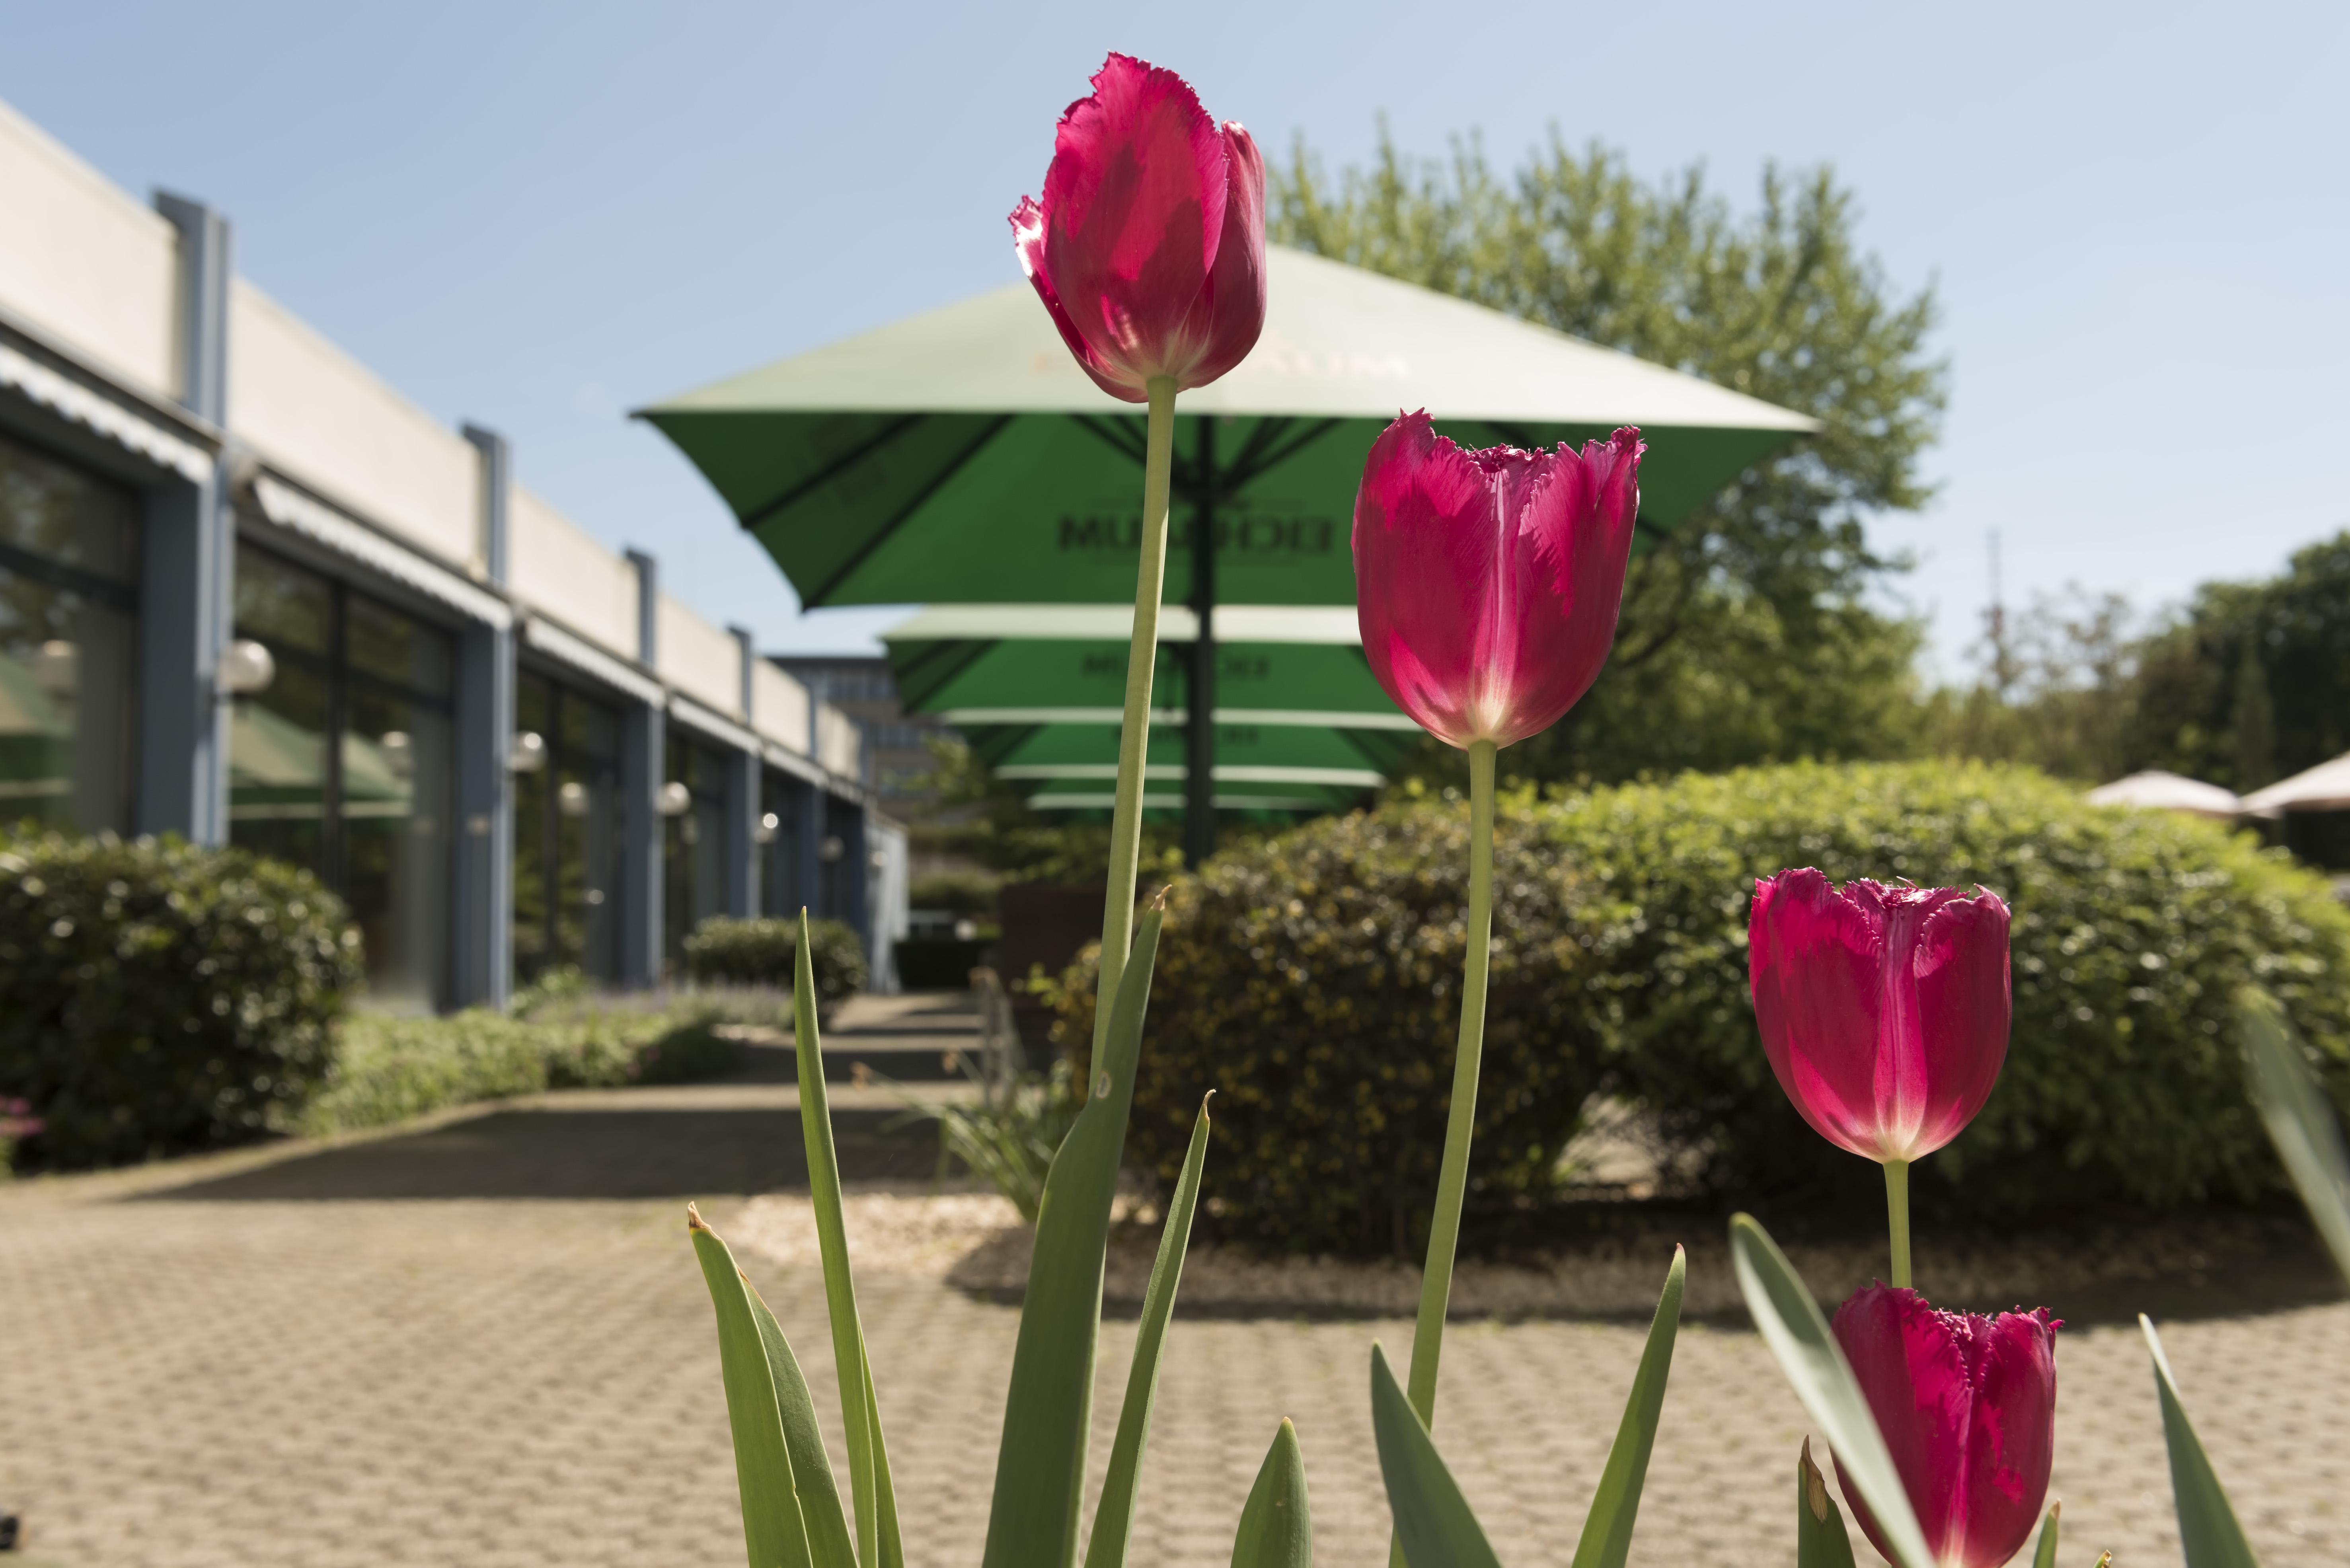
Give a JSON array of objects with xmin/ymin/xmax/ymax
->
[{"xmin": 3, "ymin": 994, "xmax": 2345, "ymax": 1567}]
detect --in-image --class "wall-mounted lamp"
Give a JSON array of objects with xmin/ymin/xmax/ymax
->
[
  {"xmin": 752, "ymin": 810, "xmax": 781, "ymax": 846},
  {"xmin": 658, "ymin": 781, "xmax": 692, "ymax": 817},
  {"xmin": 378, "ymin": 730, "xmax": 413, "ymax": 780},
  {"xmin": 819, "ymin": 834, "xmax": 845, "ymax": 863},
  {"xmin": 558, "ymin": 780, "xmax": 591, "ymax": 818},
  {"xmin": 217, "ymin": 638, "xmax": 276, "ymax": 696},
  {"xmin": 508, "ymin": 730, "xmax": 548, "ymax": 773},
  {"xmin": 34, "ymin": 640, "xmax": 78, "ymax": 698}
]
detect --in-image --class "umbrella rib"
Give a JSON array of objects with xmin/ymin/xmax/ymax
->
[
  {"xmin": 1224, "ymin": 417, "xmax": 1345, "ymax": 490},
  {"xmin": 890, "ymin": 638, "xmax": 997, "ymax": 712},
  {"xmin": 1068, "ymin": 413, "xmax": 1150, "ymax": 466},
  {"xmin": 801, "ymin": 414, "xmax": 1017, "ymax": 606},
  {"xmin": 739, "ymin": 413, "xmax": 931, "ymax": 530}
]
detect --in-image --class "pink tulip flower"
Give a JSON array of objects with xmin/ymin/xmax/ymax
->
[
  {"xmin": 1352, "ymin": 412, "xmax": 1644, "ymax": 750},
  {"xmin": 1748, "ymin": 869, "xmax": 2011, "ymax": 1165},
  {"xmin": 1832, "ymin": 1285, "xmax": 2059, "ymax": 1568},
  {"xmin": 1010, "ymin": 54, "xmax": 1265, "ymax": 402}
]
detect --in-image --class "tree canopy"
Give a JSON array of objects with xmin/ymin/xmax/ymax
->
[{"xmin": 1272, "ymin": 132, "xmax": 1946, "ymax": 781}]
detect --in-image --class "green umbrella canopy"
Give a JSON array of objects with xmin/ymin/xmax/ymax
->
[
  {"xmin": 959, "ymin": 719, "xmax": 1403, "ymax": 817},
  {"xmin": 637, "ymin": 246, "xmax": 1817, "ymax": 609},
  {"xmin": 883, "ymin": 604, "xmax": 1409, "ymax": 730}
]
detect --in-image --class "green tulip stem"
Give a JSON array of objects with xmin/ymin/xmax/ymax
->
[
  {"xmin": 1885, "ymin": 1158, "xmax": 1912, "ymax": 1289},
  {"xmin": 1405, "ymin": 738, "xmax": 1498, "ymax": 1423},
  {"xmin": 1093, "ymin": 374, "xmax": 1179, "ymax": 1055}
]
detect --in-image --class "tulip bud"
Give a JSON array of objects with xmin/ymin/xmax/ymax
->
[
  {"xmin": 1748, "ymin": 869, "xmax": 2011, "ymax": 1165},
  {"xmin": 1832, "ymin": 1285, "xmax": 2060, "ymax": 1568},
  {"xmin": 1351, "ymin": 411, "xmax": 1643, "ymax": 750},
  {"xmin": 1009, "ymin": 53, "xmax": 1266, "ymax": 401}
]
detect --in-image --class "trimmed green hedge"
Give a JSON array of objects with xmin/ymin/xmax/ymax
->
[
  {"xmin": 1055, "ymin": 806, "xmax": 1602, "ymax": 1253},
  {"xmin": 1057, "ymin": 762, "xmax": 2350, "ymax": 1252},
  {"xmin": 683, "ymin": 915, "xmax": 866, "ymax": 1012},
  {"xmin": 299, "ymin": 995, "xmax": 745, "ymax": 1137},
  {"xmin": 0, "ymin": 830, "xmax": 362, "ymax": 1170},
  {"xmin": 1547, "ymin": 761, "xmax": 2350, "ymax": 1216}
]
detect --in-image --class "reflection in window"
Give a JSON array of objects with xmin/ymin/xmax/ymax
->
[
  {"xmin": 229, "ymin": 543, "xmax": 453, "ymax": 1011},
  {"xmin": 663, "ymin": 734, "xmax": 731, "ymax": 969},
  {"xmin": 0, "ymin": 433, "xmax": 140, "ymax": 833},
  {"xmin": 513, "ymin": 669, "xmax": 622, "ymax": 984}
]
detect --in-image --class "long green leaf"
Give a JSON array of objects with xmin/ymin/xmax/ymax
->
[
  {"xmin": 2141, "ymin": 1315, "xmax": 2261, "ymax": 1568},
  {"xmin": 862, "ymin": 1349, "xmax": 903, "ymax": 1568},
  {"xmin": 2030, "ymin": 1501, "xmax": 2061, "ymax": 1568},
  {"xmin": 1568, "ymin": 1244, "xmax": 1686, "ymax": 1568},
  {"xmin": 744, "ymin": 1282, "xmax": 858, "ymax": 1568},
  {"xmin": 981, "ymin": 903, "xmax": 1166, "ymax": 1568},
  {"xmin": 1728, "ymin": 1214, "xmax": 1935, "ymax": 1568},
  {"xmin": 1795, "ymin": 1439, "xmax": 1857, "ymax": 1568},
  {"xmin": 690, "ymin": 1208, "xmax": 817, "ymax": 1568},
  {"xmin": 1369, "ymin": 1342, "xmax": 1504, "ymax": 1568},
  {"xmin": 1084, "ymin": 1093, "xmax": 1215, "ymax": 1568},
  {"xmin": 2238, "ymin": 986, "xmax": 2350, "ymax": 1283},
  {"xmin": 793, "ymin": 910, "xmax": 894, "ymax": 1568},
  {"xmin": 1232, "ymin": 1418, "xmax": 1313, "ymax": 1568}
]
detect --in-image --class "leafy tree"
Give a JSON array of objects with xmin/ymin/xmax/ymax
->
[{"xmin": 1273, "ymin": 132, "xmax": 1945, "ymax": 781}]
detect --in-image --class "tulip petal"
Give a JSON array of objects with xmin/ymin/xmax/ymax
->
[
  {"xmin": 1039, "ymin": 54, "xmax": 1227, "ymax": 388},
  {"xmin": 1174, "ymin": 121, "xmax": 1267, "ymax": 392},
  {"xmin": 1496, "ymin": 430, "xmax": 1641, "ymax": 745},
  {"xmin": 1353, "ymin": 413, "xmax": 1497, "ymax": 748},
  {"xmin": 1012, "ymin": 194, "xmax": 1134, "ymax": 402},
  {"xmin": 1751, "ymin": 870, "xmax": 1893, "ymax": 1159},
  {"xmin": 1910, "ymin": 891, "xmax": 2013, "ymax": 1157}
]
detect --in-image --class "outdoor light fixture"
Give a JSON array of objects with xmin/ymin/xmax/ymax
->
[
  {"xmin": 820, "ymin": 834, "xmax": 845, "ymax": 862},
  {"xmin": 216, "ymin": 638, "xmax": 276, "ymax": 696},
  {"xmin": 33, "ymin": 639, "xmax": 77, "ymax": 698},
  {"xmin": 508, "ymin": 731, "xmax": 548, "ymax": 773},
  {"xmin": 379, "ymin": 730, "xmax": 413, "ymax": 779},
  {"xmin": 558, "ymin": 780, "xmax": 591, "ymax": 817},
  {"xmin": 658, "ymin": 781, "xmax": 692, "ymax": 816},
  {"xmin": 753, "ymin": 810, "xmax": 781, "ymax": 845}
]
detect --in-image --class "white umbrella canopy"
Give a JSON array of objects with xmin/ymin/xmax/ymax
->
[
  {"xmin": 2240, "ymin": 752, "xmax": 2350, "ymax": 816},
  {"xmin": 2085, "ymin": 771, "xmax": 2247, "ymax": 818}
]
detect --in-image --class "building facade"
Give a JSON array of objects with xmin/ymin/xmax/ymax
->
[{"xmin": 0, "ymin": 96, "xmax": 904, "ymax": 1009}]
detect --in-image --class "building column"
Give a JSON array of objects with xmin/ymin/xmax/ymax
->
[
  {"xmin": 618, "ymin": 547, "xmax": 664, "ymax": 987},
  {"xmin": 723, "ymin": 626, "xmax": 759, "ymax": 917},
  {"xmin": 450, "ymin": 425, "xmax": 514, "ymax": 1010},
  {"xmin": 139, "ymin": 193, "xmax": 234, "ymax": 844}
]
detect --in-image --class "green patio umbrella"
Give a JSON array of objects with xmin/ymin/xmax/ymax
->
[
  {"xmin": 640, "ymin": 245, "xmax": 1815, "ymax": 856},
  {"xmin": 957, "ymin": 719, "xmax": 1404, "ymax": 818}
]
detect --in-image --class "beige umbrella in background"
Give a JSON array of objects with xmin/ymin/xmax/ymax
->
[
  {"xmin": 2085, "ymin": 770, "xmax": 2247, "ymax": 818},
  {"xmin": 2240, "ymin": 752, "xmax": 2350, "ymax": 817}
]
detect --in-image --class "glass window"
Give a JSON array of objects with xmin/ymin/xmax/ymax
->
[
  {"xmin": 513, "ymin": 667, "xmax": 622, "ymax": 986},
  {"xmin": 230, "ymin": 542, "xmax": 454, "ymax": 1011},
  {"xmin": 0, "ymin": 432, "xmax": 140, "ymax": 834},
  {"xmin": 663, "ymin": 734, "xmax": 732, "ymax": 968},
  {"xmin": 759, "ymin": 771, "xmax": 803, "ymax": 919}
]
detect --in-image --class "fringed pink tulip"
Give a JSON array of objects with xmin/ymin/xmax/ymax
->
[
  {"xmin": 1832, "ymin": 1285, "xmax": 2060, "ymax": 1568},
  {"xmin": 1352, "ymin": 412, "xmax": 1643, "ymax": 750},
  {"xmin": 1749, "ymin": 869, "xmax": 2012, "ymax": 1165},
  {"xmin": 1009, "ymin": 53, "xmax": 1265, "ymax": 401}
]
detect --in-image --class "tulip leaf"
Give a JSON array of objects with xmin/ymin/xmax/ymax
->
[
  {"xmin": 1729, "ymin": 1214, "xmax": 1936, "ymax": 1568},
  {"xmin": 1084, "ymin": 1093, "xmax": 1215, "ymax": 1568},
  {"xmin": 981, "ymin": 903, "xmax": 1165, "ymax": 1568},
  {"xmin": 1795, "ymin": 1438, "xmax": 1857, "ymax": 1568},
  {"xmin": 689, "ymin": 1209, "xmax": 818, "ymax": 1568},
  {"xmin": 2029, "ymin": 1501, "xmax": 2061, "ymax": 1568},
  {"xmin": 1568, "ymin": 1244, "xmax": 1686, "ymax": 1568},
  {"xmin": 792, "ymin": 911, "xmax": 897, "ymax": 1568},
  {"xmin": 1369, "ymin": 1342, "xmax": 1504, "ymax": 1568},
  {"xmin": 2140, "ymin": 1315, "xmax": 2262, "ymax": 1568},
  {"xmin": 1232, "ymin": 1418, "xmax": 1313, "ymax": 1568},
  {"xmin": 2237, "ymin": 986, "xmax": 2350, "ymax": 1285}
]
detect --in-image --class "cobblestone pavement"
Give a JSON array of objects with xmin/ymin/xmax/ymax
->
[{"xmin": 4, "ymin": 1089, "xmax": 2346, "ymax": 1565}]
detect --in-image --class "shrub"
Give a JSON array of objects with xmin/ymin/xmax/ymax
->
[
  {"xmin": 684, "ymin": 915, "xmax": 866, "ymax": 1011},
  {"xmin": 1543, "ymin": 760, "xmax": 2350, "ymax": 1216},
  {"xmin": 1052, "ymin": 761, "xmax": 2350, "ymax": 1249},
  {"xmin": 1054, "ymin": 805, "xmax": 1603, "ymax": 1254},
  {"xmin": 300, "ymin": 995, "xmax": 743, "ymax": 1136},
  {"xmin": 910, "ymin": 870, "xmax": 1002, "ymax": 915},
  {"xmin": 0, "ymin": 830, "xmax": 362, "ymax": 1171}
]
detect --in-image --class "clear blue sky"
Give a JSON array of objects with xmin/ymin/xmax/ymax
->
[{"xmin": 8, "ymin": 1, "xmax": 2344, "ymax": 678}]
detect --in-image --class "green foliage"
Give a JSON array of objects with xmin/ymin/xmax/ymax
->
[
  {"xmin": 1274, "ymin": 134, "xmax": 1942, "ymax": 784},
  {"xmin": 1054, "ymin": 804, "xmax": 1601, "ymax": 1255},
  {"xmin": 684, "ymin": 915, "xmax": 867, "ymax": 1010},
  {"xmin": 2141, "ymin": 1316, "xmax": 2262, "ymax": 1568},
  {"xmin": 909, "ymin": 869, "xmax": 1002, "ymax": 915},
  {"xmin": 0, "ymin": 829, "xmax": 362, "ymax": 1170},
  {"xmin": 1058, "ymin": 762, "xmax": 2350, "ymax": 1239},
  {"xmin": 301, "ymin": 997, "xmax": 742, "ymax": 1136},
  {"xmin": 1547, "ymin": 760, "xmax": 2350, "ymax": 1215},
  {"xmin": 905, "ymin": 1058, "xmax": 1082, "ymax": 1223}
]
